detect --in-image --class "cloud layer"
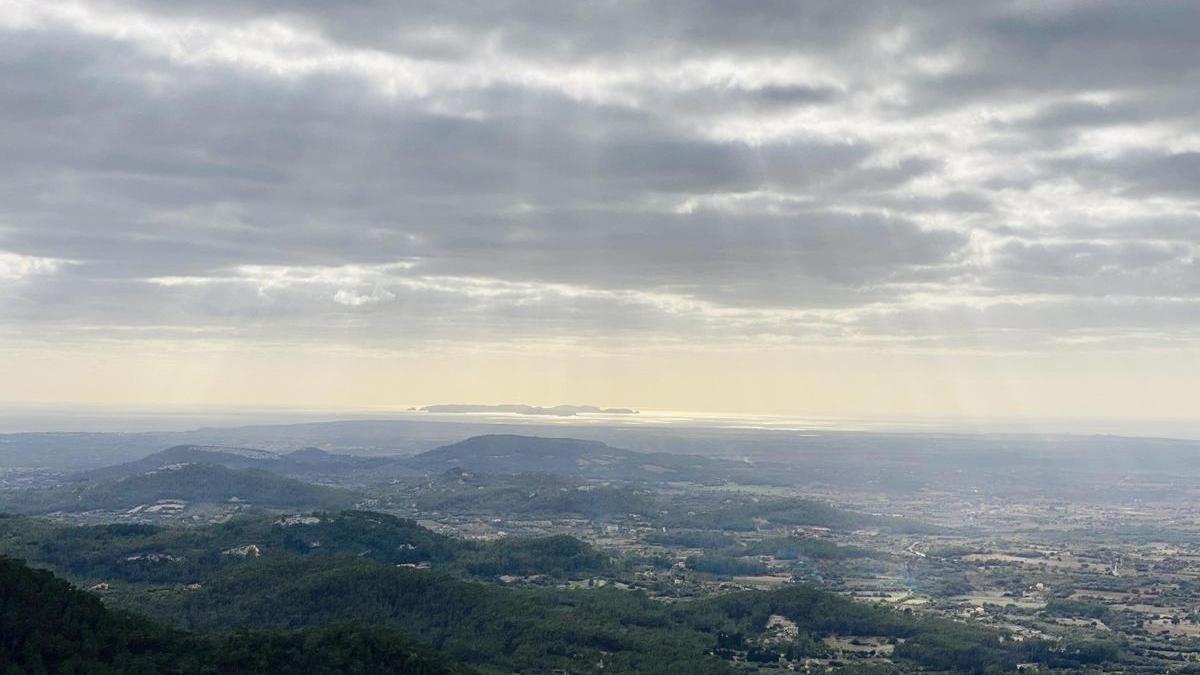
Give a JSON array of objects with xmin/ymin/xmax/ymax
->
[{"xmin": 2, "ymin": 0, "xmax": 1199, "ymax": 361}]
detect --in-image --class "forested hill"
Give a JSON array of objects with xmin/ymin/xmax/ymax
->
[
  {"xmin": 0, "ymin": 510, "xmax": 614, "ymax": 584},
  {"xmin": 0, "ymin": 555, "xmax": 476, "ymax": 674}
]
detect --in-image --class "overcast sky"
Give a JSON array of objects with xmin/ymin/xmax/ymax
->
[{"xmin": 1, "ymin": 1, "xmax": 1198, "ymax": 423}]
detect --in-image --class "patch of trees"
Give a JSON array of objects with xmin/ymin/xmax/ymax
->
[
  {"xmin": 459, "ymin": 534, "xmax": 612, "ymax": 578},
  {"xmin": 685, "ymin": 554, "xmax": 769, "ymax": 576},
  {"xmin": 1043, "ymin": 597, "xmax": 1111, "ymax": 621},
  {"xmin": 745, "ymin": 536, "xmax": 877, "ymax": 561}
]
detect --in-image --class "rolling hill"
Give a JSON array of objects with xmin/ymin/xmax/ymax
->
[{"xmin": 4, "ymin": 463, "xmax": 358, "ymax": 514}]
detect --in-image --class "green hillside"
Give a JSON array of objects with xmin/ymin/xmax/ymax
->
[{"xmin": 0, "ymin": 554, "xmax": 475, "ymax": 674}]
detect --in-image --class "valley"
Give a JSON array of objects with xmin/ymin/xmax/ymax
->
[{"xmin": 5, "ymin": 422, "xmax": 1200, "ymax": 672}]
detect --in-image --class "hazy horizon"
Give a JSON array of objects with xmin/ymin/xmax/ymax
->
[{"xmin": 3, "ymin": 401, "xmax": 1200, "ymax": 441}]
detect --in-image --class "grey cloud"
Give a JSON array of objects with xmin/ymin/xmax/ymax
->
[
  {"xmin": 1059, "ymin": 218, "xmax": 1200, "ymax": 243},
  {"xmin": 1049, "ymin": 152, "xmax": 1200, "ymax": 199},
  {"xmin": 1013, "ymin": 100, "xmax": 1146, "ymax": 132},
  {"xmin": 992, "ymin": 240, "xmax": 1183, "ymax": 277},
  {"xmin": 870, "ymin": 191, "xmax": 994, "ymax": 215},
  {"xmin": 896, "ymin": 4, "xmax": 1200, "ymax": 113},
  {"xmin": 959, "ymin": 239, "xmax": 1199, "ymax": 304},
  {"xmin": 118, "ymin": 0, "xmax": 906, "ymax": 62}
]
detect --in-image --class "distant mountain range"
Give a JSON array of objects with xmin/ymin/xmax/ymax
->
[
  {"xmin": 83, "ymin": 444, "xmax": 398, "ymax": 482},
  {"xmin": 76, "ymin": 434, "xmax": 743, "ymax": 485},
  {"xmin": 421, "ymin": 404, "xmax": 638, "ymax": 416}
]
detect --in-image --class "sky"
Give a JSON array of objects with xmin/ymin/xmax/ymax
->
[{"xmin": 1, "ymin": 1, "xmax": 1198, "ymax": 425}]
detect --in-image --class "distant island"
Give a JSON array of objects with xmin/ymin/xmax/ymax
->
[{"xmin": 420, "ymin": 404, "xmax": 639, "ymax": 417}]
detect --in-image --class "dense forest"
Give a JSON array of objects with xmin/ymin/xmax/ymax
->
[{"xmin": 0, "ymin": 555, "xmax": 475, "ymax": 674}]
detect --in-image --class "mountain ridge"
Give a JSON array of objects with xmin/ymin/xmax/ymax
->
[{"xmin": 406, "ymin": 433, "xmax": 736, "ymax": 482}]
